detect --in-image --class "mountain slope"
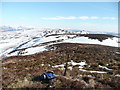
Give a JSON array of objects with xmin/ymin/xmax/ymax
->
[
  {"xmin": 1, "ymin": 26, "xmax": 120, "ymax": 88},
  {"xmin": 0, "ymin": 26, "xmax": 119, "ymax": 59},
  {"xmin": 2, "ymin": 43, "xmax": 120, "ymax": 88}
]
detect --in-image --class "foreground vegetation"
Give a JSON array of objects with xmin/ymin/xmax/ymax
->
[{"xmin": 2, "ymin": 43, "xmax": 120, "ymax": 89}]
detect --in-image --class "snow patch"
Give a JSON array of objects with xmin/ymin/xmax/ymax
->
[
  {"xmin": 52, "ymin": 64, "xmax": 64, "ymax": 68},
  {"xmin": 22, "ymin": 46, "xmax": 47, "ymax": 55},
  {"xmin": 63, "ymin": 37, "xmax": 118, "ymax": 47},
  {"xmin": 41, "ymin": 64, "xmax": 44, "ymax": 66},
  {"xmin": 115, "ymin": 74, "xmax": 120, "ymax": 77},
  {"xmin": 99, "ymin": 65, "xmax": 112, "ymax": 71},
  {"xmin": 79, "ymin": 69, "xmax": 107, "ymax": 74},
  {"xmin": 68, "ymin": 60, "xmax": 87, "ymax": 66},
  {"xmin": 116, "ymin": 52, "xmax": 120, "ymax": 54},
  {"xmin": 52, "ymin": 60, "xmax": 87, "ymax": 70},
  {"xmin": 68, "ymin": 66, "xmax": 73, "ymax": 70}
]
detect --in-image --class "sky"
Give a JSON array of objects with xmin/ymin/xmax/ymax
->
[{"xmin": 1, "ymin": 2, "xmax": 118, "ymax": 32}]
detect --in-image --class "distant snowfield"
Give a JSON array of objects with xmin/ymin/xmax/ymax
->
[
  {"xmin": 0, "ymin": 26, "xmax": 119, "ymax": 59},
  {"xmin": 63, "ymin": 36, "xmax": 118, "ymax": 47}
]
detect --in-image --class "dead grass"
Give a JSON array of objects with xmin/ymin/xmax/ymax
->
[{"xmin": 2, "ymin": 43, "xmax": 120, "ymax": 88}]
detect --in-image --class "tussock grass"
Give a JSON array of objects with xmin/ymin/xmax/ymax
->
[{"xmin": 2, "ymin": 43, "xmax": 120, "ymax": 88}]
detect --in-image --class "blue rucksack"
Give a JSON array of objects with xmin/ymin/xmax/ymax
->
[
  {"xmin": 44, "ymin": 71, "xmax": 55, "ymax": 80},
  {"xmin": 40, "ymin": 71, "xmax": 55, "ymax": 80}
]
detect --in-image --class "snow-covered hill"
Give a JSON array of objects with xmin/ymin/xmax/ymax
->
[{"xmin": 0, "ymin": 26, "xmax": 119, "ymax": 59}]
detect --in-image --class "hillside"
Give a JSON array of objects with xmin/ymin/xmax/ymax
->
[
  {"xmin": 2, "ymin": 43, "xmax": 120, "ymax": 88},
  {"xmin": 1, "ymin": 26, "xmax": 120, "ymax": 89},
  {"xmin": 0, "ymin": 26, "xmax": 118, "ymax": 59}
]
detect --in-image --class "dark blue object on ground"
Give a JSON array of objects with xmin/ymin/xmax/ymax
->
[
  {"xmin": 39, "ymin": 71, "xmax": 55, "ymax": 84},
  {"xmin": 32, "ymin": 71, "xmax": 55, "ymax": 84},
  {"xmin": 44, "ymin": 71, "xmax": 55, "ymax": 80}
]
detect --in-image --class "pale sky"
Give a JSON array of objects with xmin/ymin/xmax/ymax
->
[{"xmin": 1, "ymin": 2, "xmax": 118, "ymax": 32}]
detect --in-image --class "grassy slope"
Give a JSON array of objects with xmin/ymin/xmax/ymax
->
[{"xmin": 2, "ymin": 43, "xmax": 120, "ymax": 88}]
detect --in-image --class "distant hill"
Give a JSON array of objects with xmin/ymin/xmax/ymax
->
[{"xmin": 0, "ymin": 26, "xmax": 119, "ymax": 59}]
